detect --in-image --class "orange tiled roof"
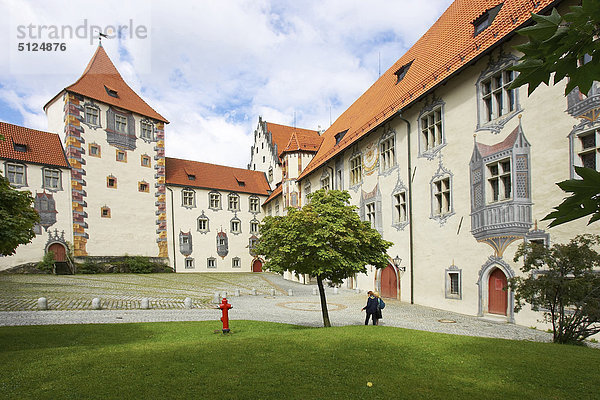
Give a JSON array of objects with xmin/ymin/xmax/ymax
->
[
  {"xmin": 281, "ymin": 130, "xmax": 323, "ymax": 155},
  {"xmin": 166, "ymin": 157, "xmax": 270, "ymax": 196},
  {"xmin": 263, "ymin": 184, "xmax": 282, "ymax": 205},
  {"xmin": 44, "ymin": 45, "xmax": 168, "ymax": 123},
  {"xmin": 265, "ymin": 122, "xmax": 320, "ymax": 159},
  {"xmin": 477, "ymin": 124, "xmax": 520, "ymax": 157},
  {"xmin": 299, "ymin": 0, "xmax": 556, "ymax": 179},
  {"xmin": 0, "ymin": 122, "xmax": 70, "ymax": 169}
]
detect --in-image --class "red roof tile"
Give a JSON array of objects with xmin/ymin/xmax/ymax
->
[
  {"xmin": 265, "ymin": 122, "xmax": 320, "ymax": 159},
  {"xmin": 166, "ymin": 157, "xmax": 270, "ymax": 196},
  {"xmin": 299, "ymin": 0, "xmax": 556, "ymax": 179},
  {"xmin": 44, "ymin": 45, "xmax": 168, "ymax": 123},
  {"xmin": 477, "ymin": 124, "xmax": 520, "ymax": 157},
  {"xmin": 263, "ymin": 184, "xmax": 282, "ymax": 205},
  {"xmin": 281, "ymin": 130, "xmax": 323, "ymax": 155},
  {"xmin": 0, "ymin": 122, "xmax": 70, "ymax": 169}
]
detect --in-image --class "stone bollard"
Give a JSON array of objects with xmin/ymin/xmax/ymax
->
[
  {"xmin": 38, "ymin": 297, "xmax": 48, "ymax": 310},
  {"xmin": 92, "ymin": 298, "xmax": 102, "ymax": 310},
  {"xmin": 270, "ymin": 288, "xmax": 276, "ymax": 297},
  {"xmin": 312, "ymin": 287, "xmax": 318, "ymax": 295},
  {"xmin": 251, "ymin": 288, "xmax": 257, "ymax": 296},
  {"xmin": 212, "ymin": 292, "xmax": 221, "ymax": 304},
  {"xmin": 333, "ymin": 287, "xmax": 339, "ymax": 295},
  {"xmin": 141, "ymin": 298, "xmax": 150, "ymax": 309},
  {"xmin": 184, "ymin": 297, "xmax": 192, "ymax": 309},
  {"xmin": 234, "ymin": 289, "xmax": 240, "ymax": 297},
  {"xmin": 288, "ymin": 289, "xmax": 293, "ymax": 296}
]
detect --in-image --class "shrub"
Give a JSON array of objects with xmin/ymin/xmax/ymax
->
[{"xmin": 36, "ymin": 251, "xmax": 55, "ymax": 272}]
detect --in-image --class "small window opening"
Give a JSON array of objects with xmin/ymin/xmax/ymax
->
[
  {"xmin": 105, "ymin": 85, "xmax": 119, "ymax": 98},
  {"xmin": 335, "ymin": 130, "xmax": 348, "ymax": 145},
  {"xmin": 473, "ymin": 4, "xmax": 503, "ymax": 36},
  {"xmin": 13, "ymin": 143, "xmax": 27, "ymax": 152},
  {"xmin": 188, "ymin": 174, "xmax": 196, "ymax": 181},
  {"xmin": 394, "ymin": 60, "xmax": 413, "ymax": 84}
]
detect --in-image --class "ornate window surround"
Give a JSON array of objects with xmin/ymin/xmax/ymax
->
[
  {"xmin": 230, "ymin": 215, "xmax": 242, "ymax": 235},
  {"xmin": 249, "ymin": 195, "xmax": 260, "ymax": 214},
  {"xmin": 429, "ymin": 157, "xmax": 454, "ymax": 225},
  {"xmin": 4, "ymin": 162, "xmax": 27, "ymax": 187},
  {"xmin": 181, "ymin": 187, "xmax": 196, "ymax": 209},
  {"xmin": 418, "ymin": 99, "xmax": 446, "ymax": 160},
  {"xmin": 379, "ymin": 125, "xmax": 398, "ymax": 175},
  {"xmin": 349, "ymin": 147, "xmax": 363, "ymax": 188},
  {"xmin": 208, "ymin": 190, "xmax": 222, "ymax": 211},
  {"xmin": 82, "ymin": 101, "xmax": 101, "ymax": 130},
  {"xmin": 391, "ymin": 174, "xmax": 409, "ymax": 231},
  {"xmin": 568, "ymin": 119, "xmax": 600, "ymax": 178},
  {"xmin": 445, "ymin": 264, "xmax": 462, "ymax": 300},
  {"xmin": 41, "ymin": 167, "xmax": 62, "ymax": 191},
  {"xmin": 197, "ymin": 211, "xmax": 210, "ymax": 234},
  {"xmin": 139, "ymin": 118, "xmax": 155, "ymax": 143},
  {"xmin": 228, "ymin": 192, "xmax": 240, "ymax": 212},
  {"xmin": 475, "ymin": 52, "xmax": 522, "ymax": 134}
]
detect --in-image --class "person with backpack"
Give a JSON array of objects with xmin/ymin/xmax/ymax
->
[
  {"xmin": 374, "ymin": 291, "xmax": 385, "ymax": 323},
  {"xmin": 362, "ymin": 291, "xmax": 379, "ymax": 325}
]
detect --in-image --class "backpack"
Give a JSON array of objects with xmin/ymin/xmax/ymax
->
[{"xmin": 378, "ymin": 298, "xmax": 385, "ymax": 309}]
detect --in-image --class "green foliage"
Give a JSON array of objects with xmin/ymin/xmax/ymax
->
[
  {"xmin": 36, "ymin": 251, "xmax": 55, "ymax": 272},
  {"xmin": 256, "ymin": 189, "xmax": 393, "ymax": 326},
  {"xmin": 0, "ymin": 175, "xmax": 40, "ymax": 256},
  {"xmin": 76, "ymin": 256, "xmax": 173, "ymax": 274},
  {"xmin": 78, "ymin": 257, "xmax": 102, "ymax": 274},
  {"xmin": 1, "ymin": 322, "xmax": 600, "ymax": 399},
  {"xmin": 510, "ymin": 234, "xmax": 600, "ymax": 344},
  {"xmin": 542, "ymin": 166, "xmax": 600, "ymax": 227},
  {"xmin": 118, "ymin": 255, "xmax": 156, "ymax": 273},
  {"xmin": 509, "ymin": 1, "xmax": 600, "ymax": 95}
]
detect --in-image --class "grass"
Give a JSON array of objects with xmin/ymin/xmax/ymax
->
[{"xmin": 0, "ymin": 321, "xmax": 599, "ymax": 400}]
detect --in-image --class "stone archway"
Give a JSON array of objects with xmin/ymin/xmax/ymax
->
[
  {"xmin": 252, "ymin": 258, "xmax": 263, "ymax": 272},
  {"xmin": 477, "ymin": 256, "xmax": 515, "ymax": 322},
  {"xmin": 376, "ymin": 263, "xmax": 399, "ymax": 299}
]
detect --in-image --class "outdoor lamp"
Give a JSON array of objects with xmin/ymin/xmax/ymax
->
[{"xmin": 394, "ymin": 255, "xmax": 406, "ymax": 272}]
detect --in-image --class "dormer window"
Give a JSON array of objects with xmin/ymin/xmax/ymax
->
[
  {"xmin": 394, "ymin": 61, "xmax": 413, "ymax": 84},
  {"xmin": 13, "ymin": 143, "xmax": 27, "ymax": 152},
  {"xmin": 236, "ymin": 179, "xmax": 245, "ymax": 187},
  {"xmin": 105, "ymin": 85, "xmax": 119, "ymax": 98},
  {"xmin": 335, "ymin": 130, "xmax": 348, "ymax": 145},
  {"xmin": 187, "ymin": 174, "xmax": 196, "ymax": 181},
  {"xmin": 473, "ymin": 4, "xmax": 503, "ymax": 37}
]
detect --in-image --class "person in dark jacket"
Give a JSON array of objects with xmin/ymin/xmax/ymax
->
[{"xmin": 362, "ymin": 291, "xmax": 379, "ymax": 325}]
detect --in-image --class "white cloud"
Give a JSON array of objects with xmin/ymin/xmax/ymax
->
[{"xmin": 0, "ymin": 0, "xmax": 453, "ymax": 168}]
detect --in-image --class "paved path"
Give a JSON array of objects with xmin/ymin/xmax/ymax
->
[{"xmin": 0, "ymin": 272, "xmax": 579, "ymax": 346}]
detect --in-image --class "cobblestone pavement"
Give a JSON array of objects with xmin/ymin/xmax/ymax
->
[{"xmin": 0, "ymin": 272, "xmax": 598, "ymax": 347}]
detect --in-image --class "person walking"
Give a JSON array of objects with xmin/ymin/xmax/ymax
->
[
  {"xmin": 373, "ymin": 291, "xmax": 383, "ymax": 323},
  {"xmin": 362, "ymin": 290, "xmax": 379, "ymax": 325}
]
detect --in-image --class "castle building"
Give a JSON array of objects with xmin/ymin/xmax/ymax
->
[{"xmin": 263, "ymin": 0, "xmax": 598, "ymax": 328}]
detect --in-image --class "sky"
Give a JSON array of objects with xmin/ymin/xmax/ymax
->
[{"xmin": 0, "ymin": 0, "xmax": 454, "ymax": 169}]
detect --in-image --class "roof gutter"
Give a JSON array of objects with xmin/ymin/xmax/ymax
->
[{"xmin": 396, "ymin": 111, "xmax": 414, "ymax": 305}]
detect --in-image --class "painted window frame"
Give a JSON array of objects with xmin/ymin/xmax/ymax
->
[
  {"xmin": 42, "ymin": 167, "xmax": 62, "ymax": 191},
  {"xmin": 418, "ymin": 101, "xmax": 445, "ymax": 159},
  {"xmin": 83, "ymin": 103, "xmax": 101, "ymax": 128},
  {"xmin": 101, "ymin": 206, "xmax": 111, "ymax": 218},
  {"xmin": 230, "ymin": 216, "xmax": 242, "ymax": 235},
  {"xmin": 249, "ymin": 196, "xmax": 260, "ymax": 213},
  {"xmin": 116, "ymin": 149, "xmax": 127, "ymax": 163},
  {"xmin": 209, "ymin": 191, "xmax": 222, "ymax": 211},
  {"xmin": 445, "ymin": 265, "xmax": 462, "ymax": 300},
  {"xmin": 379, "ymin": 131, "xmax": 396, "ymax": 171},
  {"xmin": 486, "ymin": 158, "xmax": 512, "ymax": 203},
  {"xmin": 197, "ymin": 212, "xmax": 210, "ymax": 234},
  {"xmin": 5, "ymin": 162, "xmax": 27, "ymax": 187},
  {"xmin": 140, "ymin": 119, "xmax": 154, "ymax": 141},
  {"xmin": 250, "ymin": 218, "xmax": 259, "ymax": 235},
  {"xmin": 140, "ymin": 154, "xmax": 151, "ymax": 167},
  {"xmin": 430, "ymin": 161, "xmax": 454, "ymax": 225},
  {"xmin": 349, "ymin": 153, "xmax": 363, "ymax": 186},
  {"xmin": 182, "ymin": 188, "xmax": 196, "ymax": 208},
  {"xmin": 138, "ymin": 181, "xmax": 149, "ymax": 193},
  {"xmin": 107, "ymin": 175, "xmax": 117, "ymax": 189},
  {"xmin": 115, "ymin": 114, "xmax": 128, "ymax": 134},
  {"xmin": 232, "ymin": 257, "xmax": 241, "ymax": 268},
  {"xmin": 89, "ymin": 143, "xmax": 101, "ymax": 158},
  {"xmin": 207, "ymin": 257, "xmax": 217, "ymax": 269},
  {"xmin": 228, "ymin": 192, "xmax": 240, "ymax": 212},
  {"xmin": 185, "ymin": 258, "xmax": 195, "ymax": 269}
]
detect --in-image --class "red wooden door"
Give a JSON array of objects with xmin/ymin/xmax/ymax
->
[
  {"xmin": 48, "ymin": 243, "xmax": 66, "ymax": 262},
  {"xmin": 488, "ymin": 268, "xmax": 507, "ymax": 315},
  {"xmin": 252, "ymin": 259, "xmax": 262, "ymax": 272},
  {"xmin": 380, "ymin": 264, "xmax": 397, "ymax": 299}
]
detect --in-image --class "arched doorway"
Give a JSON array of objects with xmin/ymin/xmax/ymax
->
[
  {"xmin": 47, "ymin": 243, "xmax": 66, "ymax": 262},
  {"xmin": 252, "ymin": 259, "xmax": 263, "ymax": 272},
  {"xmin": 488, "ymin": 268, "xmax": 508, "ymax": 315},
  {"xmin": 380, "ymin": 264, "xmax": 398, "ymax": 299}
]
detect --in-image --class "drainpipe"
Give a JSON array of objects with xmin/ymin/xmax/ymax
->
[
  {"xmin": 396, "ymin": 112, "xmax": 414, "ymax": 304},
  {"xmin": 167, "ymin": 187, "xmax": 176, "ymax": 272}
]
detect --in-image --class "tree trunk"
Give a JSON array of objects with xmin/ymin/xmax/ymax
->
[{"xmin": 316, "ymin": 275, "xmax": 331, "ymax": 327}]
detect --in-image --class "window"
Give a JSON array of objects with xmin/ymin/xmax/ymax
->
[
  {"xmin": 304, "ymin": 182, "xmax": 311, "ymax": 204},
  {"xmin": 335, "ymin": 130, "xmax": 348, "ymax": 145},
  {"xmin": 487, "ymin": 159, "xmax": 512, "ymax": 202},
  {"xmin": 433, "ymin": 177, "xmax": 451, "ymax": 215},
  {"xmin": 275, "ymin": 204, "xmax": 280, "ymax": 216},
  {"xmin": 230, "ymin": 219, "xmax": 241, "ymax": 234},
  {"xmin": 185, "ymin": 258, "xmax": 195, "ymax": 269},
  {"xmin": 232, "ymin": 257, "xmax": 241, "ymax": 268},
  {"xmin": 262, "ymin": 156, "xmax": 265, "ymax": 163},
  {"xmin": 105, "ymin": 85, "xmax": 119, "ymax": 98},
  {"xmin": 207, "ymin": 257, "xmax": 216, "ymax": 269},
  {"xmin": 107, "ymin": 176, "xmax": 117, "ymax": 189},
  {"xmin": 42, "ymin": 169, "xmax": 60, "ymax": 190},
  {"xmin": 140, "ymin": 121, "xmax": 153, "ymax": 140},
  {"xmin": 101, "ymin": 206, "xmax": 111, "ymax": 218},
  {"xmin": 182, "ymin": 189, "xmax": 195, "ymax": 207},
  {"xmin": 445, "ymin": 266, "xmax": 462, "ymax": 300},
  {"xmin": 380, "ymin": 135, "xmax": 395, "ymax": 170},
  {"xmin": 480, "ymin": 70, "xmax": 516, "ymax": 123},
  {"xmin": 116, "ymin": 149, "xmax": 127, "ymax": 162},
  {"xmin": 228, "ymin": 193, "xmax": 240, "ymax": 211},
  {"xmin": 472, "ymin": 4, "xmax": 502, "ymax": 36},
  {"xmin": 89, "ymin": 143, "xmax": 101, "ymax": 157},
  {"xmin": 394, "ymin": 61, "xmax": 413, "ymax": 84},
  {"xmin": 249, "ymin": 197, "xmax": 260, "ymax": 213},
  {"xmin": 85, "ymin": 106, "xmax": 99, "ymax": 125},
  {"xmin": 321, "ymin": 176, "xmax": 330, "ymax": 191},
  {"xmin": 197, "ymin": 215, "xmax": 209, "ymax": 233},
  {"xmin": 141, "ymin": 155, "xmax": 151, "ymax": 167},
  {"xmin": 250, "ymin": 220, "xmax": 259, "ymax": 234},
  {"xmin": 350, "ymin": 154, "xmax": 362, "ymax": 185},
  {"xmin": 115, "ymin": 114, "xmax": 127, "ymax": 133},
  {"xmin": 268, "ymin": 167, "xmax": 273, "ymax": 182},
  {"xmin": 420, "ymin": 106, "xmax": 443, "ymax": 153},
  {"xmin": 267, "ymin": 204, "xmax": 272, "ymax": 216},
  {"xmin": 209, "ymin": 192, "xmax": 221, "ymax": 210},
  {"xmin": 6, "ymin": 163, "xmax": 25, "ymax": 185},
  {"xmin": 366, "ymin": 202, "xmax": 376, "ymax": 228},
  {"xmin": 138, "ymin": 181, "xmax": 149, "ymax": 193},
  {"xmin": 394, "ymin": 191, "xmax": 407, "ymax": 223},
  {"xmin": 577, "ymin": 128, "xmax": 599, "ymax": 170},
  {"xmin": 13, "ymin": 143, "xmax": 26, "ymax": 152}
]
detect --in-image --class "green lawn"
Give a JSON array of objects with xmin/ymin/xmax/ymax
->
[{"xmin": 0, "ymin": 321, "xmax": 598, "ymax": 399}]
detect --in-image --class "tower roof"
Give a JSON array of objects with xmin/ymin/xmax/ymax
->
[
  {"xmin": 45, "ymin": 45, "xmax": 168, "ymax": 123},
  {"xmin": 280, "ymin": 129, "xmax": 323, "ymax": 156}
]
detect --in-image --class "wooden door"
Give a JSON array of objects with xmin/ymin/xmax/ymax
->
[
  {"xmin": 48, "ymin": 243, "xmax": 66, "ymax": 262},
  {"xmin": 380, "ymin": 264, "xmax": 397, "ymax": 299},
  {"xmin": 252, "ymin": 259, "xmax": 262, "ymax": 272},
  {"xmin": 488, "ymin": 268, "xmax": 507, "ymax": 315}
]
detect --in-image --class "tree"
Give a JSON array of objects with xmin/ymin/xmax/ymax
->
[
  {"xmin": 255, "ymin": 189, "xmax": 393, "ymax": 327},
  {"xmin": 0, "ymin": 174, "xmax": 40, "ymax": 256},
  {"xmin": 509, "ymin": 1, "xmax": 600, "ymax": 227},
  {"xmin": 510, "ymin": 234, "xmax": 600, "ymax": 344}
]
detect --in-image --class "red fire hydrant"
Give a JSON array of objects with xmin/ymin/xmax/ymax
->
[{"xmin": 218, "ymin": 297, "xmax": 233, "ymax": 333}]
